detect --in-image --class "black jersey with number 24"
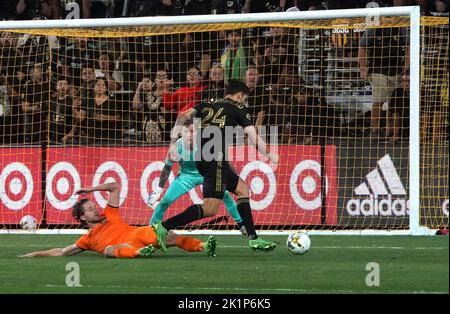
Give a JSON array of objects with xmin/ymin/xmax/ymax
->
[{"xmin": 193, "ymin": 98, "xmax": 253, "ymax": 162}]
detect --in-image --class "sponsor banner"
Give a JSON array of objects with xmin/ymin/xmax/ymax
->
[
  {"xmin": 337, "ymin": 145, "xmax": 411, "ymax": 227},
  {"xmin": 44, "ymin": 146, "xmax": 338, "ymax": 226},
  {"xmin": 420, "ymin": 146, "xmax": 449, "ymax": 228},
  {"xmin": 0, "ymin": 148, "xmax": 42, "ymax": 224},
  {"xmin": 338, "ymin": 144, "xmax": 449, "ymax": 228}
]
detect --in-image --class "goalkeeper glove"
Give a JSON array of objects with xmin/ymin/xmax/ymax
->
[{"xmin": 148, "ymin": 187, "xmax": 163, "ymax": 208}]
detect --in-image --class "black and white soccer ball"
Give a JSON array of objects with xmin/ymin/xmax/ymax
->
[
  {"xmin": 20, "ymin": 215, "xmax": 37, "ymax": 231},
  {"xmin": 287, "ymin": 232, "xmax": 311, "ymax": 255}
]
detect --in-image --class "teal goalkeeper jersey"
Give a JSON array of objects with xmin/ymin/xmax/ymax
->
[{"xmin": 168, "ymin": 138, "xmax": 200, "ymax": 177}]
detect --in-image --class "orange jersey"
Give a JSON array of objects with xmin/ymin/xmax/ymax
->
[{"xmin": 75, "ymin": 205, "xmax": 156, "ymax": 254}]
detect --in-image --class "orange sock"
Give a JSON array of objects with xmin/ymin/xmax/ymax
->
[
  {"xmin": 176, "ymin": 236, "xmax": 203, "ymax": 252},
  {"xmin": 114, "ymin": 246, "xmax": 138, "ymax": 258}
]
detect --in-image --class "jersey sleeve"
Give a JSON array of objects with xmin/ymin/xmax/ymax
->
[
  {"xmin": 104, "ymin": 204, "xmax": 121, "ymax": 222},
  {"xmin": 75, "ymin": 234, "xmax": 90, "ymax": 250},
  {"xmin": 235, "ymin": 106, "xmax": 253, "ymax": 129}
]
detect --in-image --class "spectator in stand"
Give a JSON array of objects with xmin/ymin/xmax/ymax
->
[
  {"xmin": 86, "ymin": 77, "xmax": 122, "ymax": 143},
  {"xmin": 49, "ymin": 77, "xmax": 85, "ymax": 145},
  {"xmin": 220, "ymin": 29, "xmax": 249, "ymax": 84},
  {"xmin": 214, "ymin": 0, "xmax": 242, "ymax": 14},
  {"xmin": 256, "ymin": 26, "xmax": 296, "ymax": 85},
  {"xmin": 15, "ymin": 0, "xmax": 61, "ymax": 20},
  {"xmin": 132, "ymin": 70, "xmax": 175, "ymax": 143},
  {"xmin": 359, "ymin": 26, "xmax": 408, "ymax": 138},
  {"xmin": 21, "ymin": 61, "xmax": 49, "ymax": 143},
  {"xmin": 95, "ymin": 52, "xmax": 122, "ymax": 91},
  {"xmin": 0, "ymin": 70, "xmax": 12, "ymax": 144},
  {"xmin": 174, "ymin": 0, "xmax": 211, "ymax": 15},
  {"xmin": 128, "ymin": 0, "xmax": 174, "ymax": 16},
  {"xmin": 244, "ymin": 65, "xmax": 270, "ymax": 126},
  {"xmin": 416, "ymin": 0, "xmax": 449, "ymax": 14},
  {"xmin": 163, "ymin": 65, "xmax": 207, "ymax": 114},
  {"xmin": 202, "ymin": 62, "xmax": 225, "ymax": 103},
  {"xmin": 0, "ymin": 32, "xmax": 23, "ymax": 76},
  {"xmin": 61, "ymin": 37, "xmax": 96, "ymax": 88},
  {"xmin": 0, "ymin": 0, "xmax": 19, "ymax": 20},
  {"xmin": 77, "ymin": 66, "xmax": 95, "ymax": 102},
  {"xmin": 243, "ymin": 0, "xmax": 297, "ymax": 12},
  {"xmin": 388, "ymin": 73, "xmax": 410, "ymax": 144}
]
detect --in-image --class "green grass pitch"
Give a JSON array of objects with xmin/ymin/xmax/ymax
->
[{"xmin": 0, "ymin": 235, "xmax": 447, "ymax": 294}]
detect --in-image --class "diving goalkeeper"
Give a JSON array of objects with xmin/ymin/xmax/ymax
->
[{"xmin": 148, "ymin": 119, "xmax": 247, "ymax": 235}]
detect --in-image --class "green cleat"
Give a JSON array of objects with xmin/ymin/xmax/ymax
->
[
  {"xmin": 152, "ymin": 221, "xmax": 168, "ymax": 252},
  {"xmin": 204, "ymin": 236, "xmax": 217, "ymax": 258},
  {"xmin": 249, "ymin": 238, "xmax": 277, "ymax": 252},
  {"xmin": 138, "ymin": 244, "xmax": 157, "ymax": 257}
]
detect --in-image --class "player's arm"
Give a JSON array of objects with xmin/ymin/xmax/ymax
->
[
  {"xmin": 18, "ymin": 244, "xmax": 83, "ymax": 258},
  {"xmin": 75, "ymin": 181, "xmax": 120, "ymax": 207},
  {"xmin": 244, "ymin": 125, "xmax": 278, "ymax": 164},
  {"xmin": 170, "ymin": 108, "xmax": 197, "ymax": 144}
]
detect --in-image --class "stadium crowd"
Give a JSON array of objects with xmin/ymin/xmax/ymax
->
[{"xmin": 0, "ymin": 0, "xmax": 448, "ymax": 146}]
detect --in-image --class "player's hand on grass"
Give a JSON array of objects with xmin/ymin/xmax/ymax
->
[{"xmin": 148, "ymin": 187, "xmax": 163, "ymax": 208}]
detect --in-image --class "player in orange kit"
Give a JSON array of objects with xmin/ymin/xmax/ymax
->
[{"xmin": 19, "ymin": 181, "xmax": 216, "ymax": 258}]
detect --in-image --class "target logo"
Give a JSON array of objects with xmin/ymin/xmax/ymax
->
[
  {"xmin": 290, "ymin": 160, "xmax": 328, "ymax": 211},
  {"xmin": 46, "ymin": 162, "xmax": 81, "ymax": 211},
  {"xmin": 240, "ymin": 161, "xmax": 276, "ymax": 210},
  {"xmin": 0, "ymin": 162, "xmax": 34, "ymax": 210},
  {"xmin": 140, "ymin": 161, "xmax": 175, "ymax": 204},
  {"xmin": 92, "ymin": 161, "xmax": 128, "ymax": 208}
]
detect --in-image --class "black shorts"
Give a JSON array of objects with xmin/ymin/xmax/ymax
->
[{"xmin": 195, "ymin": 160, "xmax": 240, "ymax": 200}]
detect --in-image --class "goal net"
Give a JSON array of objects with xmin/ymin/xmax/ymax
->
[{"xmin": 0, "ymin": 7, "xmax": 448, "ymax": 234}]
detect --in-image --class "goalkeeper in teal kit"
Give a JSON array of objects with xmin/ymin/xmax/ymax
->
[{"xmin": 148, "ymin": 119, "xmax": 246, "ymax": 234}]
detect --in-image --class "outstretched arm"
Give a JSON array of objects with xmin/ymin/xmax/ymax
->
[
  {"xmin": 75, "ymin": 181, "xmax": 121, "ymax": 207},
  {"xmin": 244, "ymin": 125, "xmax": 279, "ymax": 164},
  {"xmin": 19, "ymin": 244, "xmax": 83, "ymax": 258}
]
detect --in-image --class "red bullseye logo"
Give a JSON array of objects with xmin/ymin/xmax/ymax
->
[
  {"xmin": 0, "ymin": 163, "xmax": 33, "ymax": 210},
  {"xmin": 46, "ymin": 162, "xmax": 81, "ymax": 210},
  {"xmin": 140, "ymin": 161, "xmax": 175, "ymax": 203},
  {"xmin": 240, "ymin": 161, "xmax": 276, "ymax": 210},
  {"xmin": 290, "ymin": 160, "xmax": 328, "ymax": 211},
  {"xmin": 93, "ymin": 161, "xmax": 128, "ymax": 208}
]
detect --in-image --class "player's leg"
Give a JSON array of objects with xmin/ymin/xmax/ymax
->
[
  {"xmin": 150, "ymin": 178, "xmax": 191, "ymax": 225},
  {"xmin": 166, "ymin": 230, "xmax": 217, "ymax": 257},
  {"xmin": 230, "ymin": 175, "xmax": 277, "ymax": 251},
  {"xmin": 103, "ymin": 244, "xmax": 152, "ymax": 259},
  {"xmin": 222, "ymin": 190, "xmax": 246, "ymax": 235},
  {"xmin": 153, "ymin": 161, "xmax": 225, "ymax": 251}
]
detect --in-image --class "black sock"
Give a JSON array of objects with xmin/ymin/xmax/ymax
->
[
  {"xmin": 162, "ymin": 204, "xmax": 204, "ymax": 230},
  {"xmin": 237, "ymin": 198, "xmax": 257, "ymax": 240}
]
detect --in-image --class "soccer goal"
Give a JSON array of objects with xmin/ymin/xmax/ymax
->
[{"xmin": 0, "ymin": 6, "xmax": 448, "ymax": 235}]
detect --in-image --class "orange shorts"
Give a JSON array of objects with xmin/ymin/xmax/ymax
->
[{"xmin": 125, "ymin": 226, "xmax": 157, "ymax": 249}]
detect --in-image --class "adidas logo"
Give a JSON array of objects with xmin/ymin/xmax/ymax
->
[{"xmin": 346, "ymin": 154, "xmax": 410, "ymax": 217}]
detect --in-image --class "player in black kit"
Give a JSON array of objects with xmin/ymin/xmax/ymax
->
[{"xmin": 153, "ymin": 80, "xmax": 279, "ymax": 252}]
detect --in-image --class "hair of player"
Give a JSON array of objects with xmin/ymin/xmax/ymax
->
[
  {"xmin": 72, "ymin": 198, "xmax": 90, "ymax": 226},
  {"xmin": 183, "ymin": 118, "xmax": 194, "ymax": 127},
  {"xmin": 225, "ymin": 79, "xmax": 251, "ymax": 96}
]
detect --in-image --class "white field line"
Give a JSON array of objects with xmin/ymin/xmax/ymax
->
[
  {"xmin": 1, "ymin": 244, "xmax": 447, "ymax": 250},
  {"xmin": 43, "ymin": 284, "xmax": 446, "ymax": 294}
]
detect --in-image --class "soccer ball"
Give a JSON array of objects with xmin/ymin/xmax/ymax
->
[
  {"xmin": 287, "ymin": 232, "xmax": 311, "ymax": 255},
  {"xmin": 20, "ymin": 215, "xmax": 37, "ymax": 231}
]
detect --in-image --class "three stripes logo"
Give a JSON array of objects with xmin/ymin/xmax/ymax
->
[{"xmin": 346, "ymin": 154, "xmax": 410, "ymax": 216}]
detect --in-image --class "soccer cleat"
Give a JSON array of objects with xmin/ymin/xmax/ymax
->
[
  {"xmin": 138, "ymin": 245, "xmax": 157, "ymax": 257},
  {"xmin": 152, "ymin": 221, "xmax": 168, "ymax": 252},
  {"xmin": 204, "ymin": 236, "xmax": 217, "ymax": 258},
  {"xmin": 249, "ymin": 238, "xmax": 277, "ymax": 252}
]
